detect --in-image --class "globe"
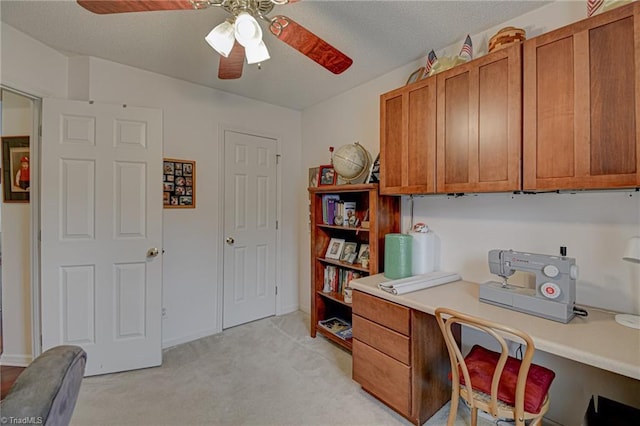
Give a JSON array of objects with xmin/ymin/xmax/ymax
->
[{"xmin": 332, "ymin": 142, "xmax": 371, "ymax": 183}]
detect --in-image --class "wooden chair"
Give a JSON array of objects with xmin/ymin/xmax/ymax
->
[{"xmin": 434, "ymin": 307, "xmax": 555, "ymax": 426}]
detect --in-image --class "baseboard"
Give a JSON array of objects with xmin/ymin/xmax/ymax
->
[
  {"xmin": 162, "ymin": 327, "xmax": 220, "ymax": 349},
  {"xmin": 0, "ymin": 353, "xmax": 32, "ymax": 367},
  {"xmin": 278, "ymin": 304, "xmax": 299, "ymax": 316},
  {"xmin": 161, "ymin": 309, "xmax": 302, "ymax": 349}
]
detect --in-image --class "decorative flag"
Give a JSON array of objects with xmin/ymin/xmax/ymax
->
[
  {"xmin": 459, "ymin": 34, "xmax": 473, "ymax": 61},
  {"xmin": 424, "ymin": 49, "xmax": 438, "ymax": 75},
  {"xmin": 587, "ymin": 0, "xmax": 604, "ymax": 17}
]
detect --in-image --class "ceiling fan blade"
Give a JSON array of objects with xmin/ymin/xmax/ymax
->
[
  {"xmin": 269, "ymin": 16, "xmax": 352, "ymax": 75},
  {"xmin": 77, "ymin": 0, "xmax": 195, "ymax": 14},
  {"xmin": 218, "ymin": 42, "xmax": 245, "ymax": 80}
]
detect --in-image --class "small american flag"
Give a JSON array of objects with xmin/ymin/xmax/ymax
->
[
  {"xmin": 587, "ymin": 0, "xmax": 604, "ymax": 16},
  {"xmin": 459, "ymin": 34, "xmax": 473, "ymax": 61},
  {"xmin": 424, "ymin": 49, "xmax": 437, "ymax": 75}
]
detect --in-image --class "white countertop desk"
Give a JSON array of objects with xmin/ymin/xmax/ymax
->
[{"xmin": 350, "ymin": 274, "xmax": 640, "ymax": 381}]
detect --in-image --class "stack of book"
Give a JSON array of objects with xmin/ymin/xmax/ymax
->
[
  {"xmin": 324, "ymin": 265, "xmax": 362, "ymax": 294},
  {"xmin": 321, "ymin": 195, "xmax": 356, "ymax": 226},
  {"xmin": 318, "ymin": 317, "xmax": 352, "ymax": 340}
]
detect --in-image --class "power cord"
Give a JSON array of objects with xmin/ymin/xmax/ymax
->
[{"xmin": 573, "ymin": 306, "xmax": 589, "ymax": 317}]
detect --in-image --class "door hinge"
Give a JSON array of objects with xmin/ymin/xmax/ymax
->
[
  {"xmin": 38, "ymin": 125, "xmax": 42, "ymax": 137},
  {"xmin": 276, "ymin": 220, "xmax": 279, "ymax": 230},
  {"xmin": 276, "ymin": 154, "xmax": 281, "ymax": 164},
  {"xmin": 275, "ymin": 286, "xmax": 278, "ymax": 295}
]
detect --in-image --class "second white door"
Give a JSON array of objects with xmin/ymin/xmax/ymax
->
[{"xmin": 223, "ymin": 130, "xmax": 277, "ymax": 329}]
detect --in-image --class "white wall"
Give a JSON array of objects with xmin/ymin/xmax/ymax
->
[
  {"xmin": 1, "ymin": 21, "xmax": 302, "ymax": 356},
  {"xmin": 0, "ymin": 90, "xmax": 33, "ymax": 366},
  {"xmin": 299, "ymin": 2, "xmax": 640, "ymax": 425},
  {"xmin": 404, "ymin": 192, "xmax": 639, "ymax": 314},
  {"xmin": 1, "ymin": 20, "xmax": 68, "ymax": 365},
  {"xmin": 78, "ymin": 57, "xmax": 302, "ymax": 347}
]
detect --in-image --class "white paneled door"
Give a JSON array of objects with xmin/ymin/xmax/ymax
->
[
  {"xmin": 223, "ymin": 130, "xmax": 277, "ymax": 329},
  {"xmin": 41, "ymin": 99, "xmax": 163, "ymax": 376}
]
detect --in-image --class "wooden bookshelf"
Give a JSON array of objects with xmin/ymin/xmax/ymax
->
[{"xmin": 308, "ymin": 183, "xmax": 400, "ymax": 351}]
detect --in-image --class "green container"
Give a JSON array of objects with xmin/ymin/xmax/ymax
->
[{"xmin": 384, "ymin": 233, "xmax": 413, "ymax": 279}]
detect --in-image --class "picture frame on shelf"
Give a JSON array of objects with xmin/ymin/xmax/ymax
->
[
  {"xmin": 325, "ymin": 237, "xmax": 345, "ymax": 260},
  {"xmin": 367, "ymin": 153, "xmax": 380, "ymax": 183},
  {"xmin": 2, "ymin": 136, "xmax": 30, "ymax": 203},
  {"xmin": 318, "ymin": 164, "xmax": 336, "ymax": 186},
  {"xmin": 357, "ymin": 244, "xmax": 370, "ymax": 263},
  {"xmin": 340, "ymin": 242, "xmax": 358, "ymax": 263},
  {"xmin": 308, "ymin": 166, "xmax": 319, "ymax": 188}
]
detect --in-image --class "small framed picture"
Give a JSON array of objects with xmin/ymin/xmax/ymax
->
[
  {"xmin": 357, "ymin": 244, "xmax": 370, "ymax": 263},
  {"xmin": 308, "ymin": 166, "xmax": 319, "ymax": 188},
  {"xmin": 163, "ymin": 158, "xmax": 196, "ymax": 209},
  {"xmin": 2, "ymin": 136, "xmax": 30, "ymax": 203},
  {"xmin": 406, "ymin": 67, "xmax": 425, "ymax": 85},
  {"xmin": 318, "ymin": 165, "xmax": 336, "ymax": 186},
  {"xmin": 341, "ymin": 242, "xmax": 358, "ymax": 263},
  {"xmin": 325, "ymin": 238, "xmax": 345, "ymax": 260}
]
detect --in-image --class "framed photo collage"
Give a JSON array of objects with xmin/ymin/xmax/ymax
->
[{"xmin": 163, "ymin": 158, "xmax": 195, "ymax": 208}]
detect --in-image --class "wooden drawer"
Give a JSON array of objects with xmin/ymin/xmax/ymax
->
[
  {"xmin": 353, "ymin": 339, "xmax": 411, "ymax": 417},
  {"xmin": 352, "ymin": 290, "xmax": 410, "ymax": 335},
  {"xmin": 353, "ymin": 314, "xmax": 410, "ymax": 365}
]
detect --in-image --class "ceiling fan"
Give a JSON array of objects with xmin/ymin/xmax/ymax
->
[{"xmin": 77, "ymin": 0, "xmax": 353, "ymax": 79}]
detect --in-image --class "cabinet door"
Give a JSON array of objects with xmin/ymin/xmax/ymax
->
[
  {"xmin": 380, "ymin": 77, "xmax": 436, "ymax": 195},
  {"xmin": 436, "ymin": 43, "xmax": 522, "ymax": 193},
  {"xmin": 523, "ymin": 2, "xmax": 640, "ymax": 190}
]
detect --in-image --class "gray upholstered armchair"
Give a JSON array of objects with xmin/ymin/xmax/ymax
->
[{"xmin": 1, "ymin": 345, "xmax": 86, "ymax": 426}]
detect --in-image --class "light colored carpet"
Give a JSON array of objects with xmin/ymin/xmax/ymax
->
[{"xmin": 72, "ymin": 311, "xmax": 492, "ymax": 426}]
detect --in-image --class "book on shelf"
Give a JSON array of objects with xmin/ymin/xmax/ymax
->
[
  {"xmin": 335, "ymin": 327, "xmax": 352, "ymax": 340},
  {"xmin": 318, "ymin": 317, "xmax": 352, "ymax": 340},
  {"xmin": 321, "ymin": 194, "xmax": 340, "ymax": 224},
  {"xmin": 323, "ymin": 265, "xmax": 363, "ymax": 294},
  {"xmin": 327, "ymin": 198, "xmax": 337, "ymax": 225}
]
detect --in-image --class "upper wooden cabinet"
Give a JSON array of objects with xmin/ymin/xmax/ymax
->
[
  {"xmin": 436, "ymin": 43, "xmax": 522, "ymax": 193},
  {"xmin": 379, "ymin": 77, "xmax": 437, "ymax": 195},
  {"xmin": 523, "ymin": 2, "xmax": 640, "ymax": 191}
]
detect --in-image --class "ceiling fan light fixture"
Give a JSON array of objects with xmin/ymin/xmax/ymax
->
[
  {"xmin": 205, "ymin": 20, "xmax": 235, "ymax": 57},
  {"xmin": 234, "ymin": 12, "xmax": 263, "ymax": 47},
  {"xmin": 245, "ymin": 40, "xmax": 270, "ymax": 64}
]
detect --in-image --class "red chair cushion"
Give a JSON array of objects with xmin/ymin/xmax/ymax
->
[{"xmin": 460, "ymin": 345, "xmax": 555, "ymax": 414}]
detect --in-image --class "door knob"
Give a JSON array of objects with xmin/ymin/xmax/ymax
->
[
  {"xmin": 147, "ymin": 247, "xmax": 160, "ymax": 258},
  {"xmin": 226, "ymin": 237, "xmax": 235, "ymax": 245}
]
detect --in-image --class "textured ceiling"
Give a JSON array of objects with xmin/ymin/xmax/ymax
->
[{"xmin": 1, "ymin": 0, "xmax": 551, "ymax": 110}]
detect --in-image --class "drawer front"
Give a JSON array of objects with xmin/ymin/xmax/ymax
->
[
  {"xmin": 353, "ymin": 339, "xmax": 411, "ymax": 417},
  {"xmin": 353, "ymin": 314, "xmax": 410, "ymax": 365},
  {"xmin": 352, "ymin": 290, "xmax": 410, "ymax": 335}
]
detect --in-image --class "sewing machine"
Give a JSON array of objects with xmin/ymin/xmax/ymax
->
[{"xmin": 479, "ymin": 249, "xmax": 579, "ymax": 323}]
